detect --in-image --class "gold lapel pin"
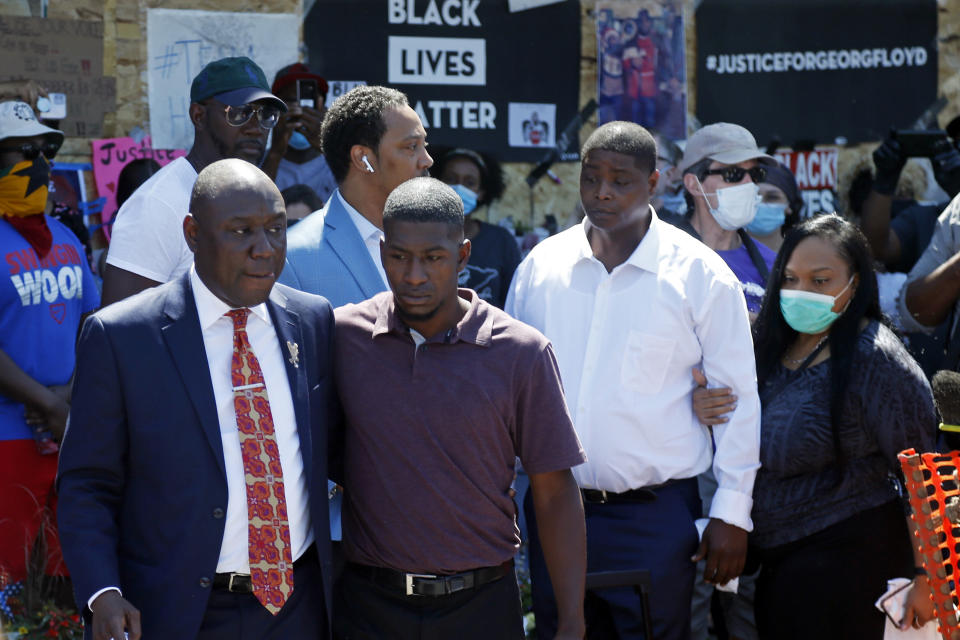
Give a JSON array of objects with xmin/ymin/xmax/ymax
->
[{"xmin": 286, "ymin": 340, "xmax": 299, "ymax": 368}]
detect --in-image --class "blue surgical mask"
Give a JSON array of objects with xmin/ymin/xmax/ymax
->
[
  {"xmin": 288, "ymin": 130, "xmax": 311, "ymax": 151},
  {"xmin": 657, "ymin": 191, "xmax": 687, "ymax": 215},
  {"xmin": 450, "ymin": 183, "xmax": 478, "ymax": 215},
  {"xmin": 746, "ymin": 203, "xmax": 787, "ymax": 236},
  {"xmin": 779, "ymin": 277, "xmax": 854, "ymax": 334}
]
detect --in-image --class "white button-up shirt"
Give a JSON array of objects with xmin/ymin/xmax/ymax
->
[
  {"xmin": 191, "ymin": 268, "xmax": 314, "ymax": 572},
  {"xmin": 338, "ymin": 190, "xmax": 388, "ymax": 288},
  {"xmin": 506, "ymin": 210, "xmax": 761, "ymax": 530}
]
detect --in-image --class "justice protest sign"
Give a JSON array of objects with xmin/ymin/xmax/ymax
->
[
  {"xmin": 304, "ymin": 0, "xmax": 581, "ymax": 161},
  {"xmin": 695, "ymin": 0, "xmax": 937, "ymax": 145},
  {"xmin": 90, "ymin": 136, "xmax": 187, "ymax": 235}
]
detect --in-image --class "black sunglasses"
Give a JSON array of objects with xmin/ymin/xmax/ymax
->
[
  {"xmin": 703, "ymin": 166, "xmax": 766, "ymax": 184},
  {"xmin": 219, "ymin": 103, "xmax": 282, "ymax": 130},
  {"xmin": 0, "ymin": 141, "xmax": 60, "ymax": 160}
]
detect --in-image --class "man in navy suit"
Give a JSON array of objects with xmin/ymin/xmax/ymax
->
[
  {"xmin": 57, "ymin": 159, "xmax": 337, "ymax": 640},
  {"xmin": 278, "ymin": 85, "xmax": 433, "ymax": 307}
]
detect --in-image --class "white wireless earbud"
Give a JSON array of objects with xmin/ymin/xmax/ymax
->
[{"xmin": 362, "ymin": 155, "xmax": 375, "ymax": 173}]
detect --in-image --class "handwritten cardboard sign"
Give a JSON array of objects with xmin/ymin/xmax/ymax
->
[
  {"xmin": 90, "ymin": 136, "xmax": 186, "ymax": 236},
  {"xmin": 0, "ymin": 16, "xmax": 117, "ymax": 138}
]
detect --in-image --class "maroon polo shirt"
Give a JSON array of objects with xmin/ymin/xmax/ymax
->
[{"xmin": 334, "ymin": 289, "xmax": 585, "ymax": 574}]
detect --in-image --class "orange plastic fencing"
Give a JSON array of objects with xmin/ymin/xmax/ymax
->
[{"xmin": 899, "ymin": 448, "xmax": 960, "ymax": 640}]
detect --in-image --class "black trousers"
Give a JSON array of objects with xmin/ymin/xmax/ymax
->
[
  {"xmin": 197, "ymin": 554, "xmax": 328, "ymax": 640},
  {"xmin": 334, "ymin": 563, "xmax": 524, "ymax": 640},
  {"xmin": 754, "ymin": 500, "xmax": 912, "ymax": 640}
]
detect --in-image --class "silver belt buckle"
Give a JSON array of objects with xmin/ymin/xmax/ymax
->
[
  {"xmin": 404, "ymin": 572, "xmax": 437, "ymax": 596},
  {"xmin": 228, "ymin": 573, "xmax": 248, "ymax": 592},
  {"xmin": 600, "ymin": 489, "xmax": 608, "ymax": 503}
]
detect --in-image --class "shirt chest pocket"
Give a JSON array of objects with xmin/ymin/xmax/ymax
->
[{"xmin": 620, "ymin": 331, "xmax": 676, "ymax": 395}]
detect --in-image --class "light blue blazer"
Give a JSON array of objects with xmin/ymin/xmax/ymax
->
[
  {"xmin": 278, "ymin": 190, "xmax": 387, "ymax": 540},
  {"xmin": 279, "ymin": 190, "xmax": 387, "ymax": 307}
]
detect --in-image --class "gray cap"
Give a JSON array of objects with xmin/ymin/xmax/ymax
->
[
  {"xmin": 0, "ymin": 101, "xmax": 64, "ymax": 146},
  {"xmin": 678, "ymin": 122, "xmax": 774, "ymax": 173}
]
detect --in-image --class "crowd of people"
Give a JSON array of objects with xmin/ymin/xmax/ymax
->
[{"xmin": 0, "ymin": 51, "xmax": 958, "ymax": 640}]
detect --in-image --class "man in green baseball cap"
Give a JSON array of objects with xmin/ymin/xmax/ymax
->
[{"xmin": 102, "ymin": 56, "xmax": 288, "ymax": 306}]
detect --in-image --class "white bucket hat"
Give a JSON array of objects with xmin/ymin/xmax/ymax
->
[{"xmin": 0, "ymin": 101, "xmax": 64, "ymax": 146}]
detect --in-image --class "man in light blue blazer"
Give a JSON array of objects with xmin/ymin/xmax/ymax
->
[
  {"xmin": 279, "ymin": 85, "xmax": 433, "ymax": 307},
  {"xmin": 277, "ymin": 85, "xmax": 433, "ymax": 570}
]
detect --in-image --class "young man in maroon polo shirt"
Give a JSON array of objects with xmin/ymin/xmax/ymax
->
[{"xmin": 331, "ymin": 177, "xmax": 587, "ymax": 639}]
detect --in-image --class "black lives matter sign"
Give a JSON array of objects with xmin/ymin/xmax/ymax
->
[
  {"xmin": 305, "ymin": 0, "xmax": 581, "ymax": 161},
  {"xmin": 695, "ymin": 0, "xmax": 937, "ymax": 145}
]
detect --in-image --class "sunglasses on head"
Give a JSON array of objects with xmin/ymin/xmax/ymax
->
[
  {"xmin": 218, "ymin": 103, "xmax": 281, "ymax": 130},
  {"xmin": 703, "ymin": 165, "xmax": 766, "ymax": 184},
  {"xmin": 0, "ymin": 141, "xmax": 60, "ymax": 160}
]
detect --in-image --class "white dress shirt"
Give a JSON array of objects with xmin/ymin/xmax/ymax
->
[
  {"xmin": 191, "ymin": 268, "xmax": 314, "ymax": 572},
  {"xmin": 338, "ymin": 190, "xmax": 388, "ymax": 288},
  {"xmin": 505, "ymin": 209, "xmax": 761, "ymax": 531}
]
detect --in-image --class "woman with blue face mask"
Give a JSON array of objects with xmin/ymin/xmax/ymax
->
[
  {"xmin": 432, "ymin": 148, "xmax": 520, "ymax": 309},
  {"xmin": 747, "ymin": 162, "xmax": 803, "ymax": 252},
  {"xmin": 723, "ymin": 214, "xmax": 935, "ymax": 637}
]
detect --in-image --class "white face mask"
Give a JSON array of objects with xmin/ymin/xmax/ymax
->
[{"xmin": 696, "ymin": 178, "xmax": 760, "ymax": 231}]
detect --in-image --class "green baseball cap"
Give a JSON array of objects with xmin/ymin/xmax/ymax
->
[{"xmin": 190, "ymin": 56, "xmax": 287, "ymax": 111}]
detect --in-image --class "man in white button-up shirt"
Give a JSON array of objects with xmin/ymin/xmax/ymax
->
[{"xmin": 506, "ymin": 122, "xmax": 761, "ymax": 640}]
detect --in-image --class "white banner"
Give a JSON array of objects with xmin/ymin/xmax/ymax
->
[{"xmin": 146, "ymin": 9, "xmax": 299, "ymax": 150}]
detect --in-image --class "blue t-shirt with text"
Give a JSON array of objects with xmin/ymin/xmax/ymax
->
[{"xmin": 0, "ymin": 216, "xmax": 98, "ymax": 441}]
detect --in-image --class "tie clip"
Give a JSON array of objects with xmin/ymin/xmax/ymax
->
[{"xmin": 232, "ymin": 382, "xmax": 265, "ymax": 392}]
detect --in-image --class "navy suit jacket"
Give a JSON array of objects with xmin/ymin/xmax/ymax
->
[
  {"xmin": 278, "ymin": 190, "xmax": 387, "ymax": 306},
  {"xmin": 57, "ymin": 274, "xmax": 338, "ymax": 639}
]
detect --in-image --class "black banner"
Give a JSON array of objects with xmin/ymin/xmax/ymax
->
[
  {"xmin": 695, "ymin": 0, "xmax": 938, "ymax": 146},
  {"xmin": 304, "ymin": 0, "xmax": 581, "ymax": 162}
]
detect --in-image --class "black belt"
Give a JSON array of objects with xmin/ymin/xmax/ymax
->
[
  {"xmin": 348, "ymin": 559, "xmax": 513, "ymax": 597},
  {"xmin": 213, "ymin": 544, "xmax": 317, "ymax": 593},
  {"xmin": 581, "ymin": 479, "xmax": 680, "ymax": 505}
]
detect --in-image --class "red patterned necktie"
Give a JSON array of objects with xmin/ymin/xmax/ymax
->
[{"xmin": 226, "ymin": 308, "xmax": 293, "ymax": 615}]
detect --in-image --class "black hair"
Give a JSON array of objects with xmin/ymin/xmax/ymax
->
[
  {"xmin": 280, "ymin": 183, "xmax": 323, "ymax": 211},
  {"xmin": 429, "ymin": 147, "xmax": 505, "ymax": 207},
  {"xmin": 753, "ymin": 214, "xmax": 884, "ymax": 461},
  {"xmin": 758, "ymin": 162, "xmax": 804, "ymax": 234},
  {"xmin": 320, "ymin": 85, "xmax": 409, "ymax": 184},
  {"xmin": 383, "ymin": 177, "xmax": 463, "ymax": 233},
  {"xmin": 116, "ymin": 158, "xmax": 161, "ymax": 209},
  {"xmin": 581, "ymin": 121, "xmax": 657, "ymax": 175}
]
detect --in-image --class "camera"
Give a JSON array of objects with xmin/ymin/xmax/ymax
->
[{"xmin": 894, "ymin": 129, "xmax": 950, "ymax": 158}]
